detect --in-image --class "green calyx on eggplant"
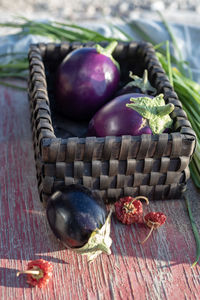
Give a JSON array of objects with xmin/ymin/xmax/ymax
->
[
  {"xmin": 46, "ymin": 184, "xmax": 113, "ymax": 262},
  {"xmin": 126, "ymin": 93, "xmax": 174, "ymax": 135},
  {"xmin": 116, "ymin": 69, "xmax": 157, "ymax": 96},
  {"xmin": 95, "ymin": 41, "xmax": 120, "ymax": 70}
]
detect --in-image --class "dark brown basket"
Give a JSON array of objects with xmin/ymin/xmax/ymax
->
[{"xmin": 28, "ymin": 41, "xmax": 196, "ymax": 204}]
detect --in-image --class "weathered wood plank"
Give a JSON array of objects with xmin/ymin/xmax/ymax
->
[{"xmin": 0, "ymin": 84, "xmax": 199, "ymax": 300}]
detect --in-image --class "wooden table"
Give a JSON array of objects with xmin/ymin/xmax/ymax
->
[{"xmin": 0, "ymin": 83, "xmax": 199, "ymax": 300}]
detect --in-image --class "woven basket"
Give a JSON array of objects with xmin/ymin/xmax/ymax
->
[{"xmin": 28, "ymin": 41, "xmax": 196, "ymax": 204}]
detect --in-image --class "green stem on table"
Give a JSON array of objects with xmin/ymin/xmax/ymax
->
[
  {"xmin": 0, "ymin": 80, "xmax": 27, "ymax": 91},
  {"xmin": 0, "ymin": 51, "xmax": 27, "ymax": 59},
  {"xmin": 166, "ymin": 40, "xmax": 173, "ymax": 87},
  {"xmin": 55, "ymin": 21, "xmax": 116, "ymax": 42},
  {"xmin": 173, "ymin": 73, "xmax": 200, "ymax": 104},
  {"xmin": 154, "ymin": 41, "xmax": 169, "ymax": 50},
  {"xmin": 0, "ymin": 62, "xmax": 28, "ymax": 70},
  {"xmin": 108, "ymin": 23, "xmax": 133, "ymax": 41},
  {"xmin": 184, "ymin": 193, "xmax": 200, "ymax": 267},
  {"xmin": 0, "ymin": 73, "xmax": 27, "ymax": 79},
  {"xmin": 190, "ymin": 161, "xmax": 200, "ymax": 189},
  {"xmin": 35, "ymin": 22, "xmax": 91, "ymax": 42},
  {"xmin": 157, "ymin": 11, "xmax": 183, "ymax": 61},
  {"xmin": 157, "ymin": 11, "xmax": 190, "ymax": 77}
]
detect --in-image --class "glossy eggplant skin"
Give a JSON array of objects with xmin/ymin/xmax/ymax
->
[
  {"xmin": 115, "ymin": 85, "xmax": 142, "ymax": 97},
  {"xmin": 87, "ymin": 93, "xmax": 153, "ymax": 137},
  {"xmin": 55, "ymin": 47, "xmax": 120, "ymax": 121},
  {"xmin": 46, "ymin": 185, "xmax": 107, "ymax": 248}
]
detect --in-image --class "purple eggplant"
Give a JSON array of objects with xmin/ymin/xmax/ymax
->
[
  {"xmin": 116, "ymin": 70, "xmax": 156, "ymax": 97},
  {"xmin": 87, "ymin": 93, "xmax": 174, "ymax": 137},
  {"xmin": 46, "ymin": 184, "xmax": 113, "ymax": 261},
  {"xmin": 55, "ymin": 42, "xmax": 120, "ymax": 121}
]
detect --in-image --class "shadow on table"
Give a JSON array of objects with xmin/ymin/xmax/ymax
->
[
  {"xmin": 0, "ymin": 267, "xmax": 32, "ymax": 288},
  {"xmin": 0, "ymin": 208, "xmax": 68, "ymax": 288}
]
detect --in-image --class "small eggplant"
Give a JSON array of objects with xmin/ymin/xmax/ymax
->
[
  {"xmin": 55, "ymin": 41, "xmax": 120, "ymax": 121},
  {"xmin": 87, "ymin": 93, "xmax": 174, "ymax": 137},
  {"xmin": 116, "ymin": 70, "xmax": 156, "ymax": 97},
  {"xmin": 46, "ymin": 184, "xmax": 113, "ymax": 261}
]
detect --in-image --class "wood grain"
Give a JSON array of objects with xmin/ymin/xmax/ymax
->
[{"xmin": 0, "ymin": 83, "xmax": 199, "ymax": 300}]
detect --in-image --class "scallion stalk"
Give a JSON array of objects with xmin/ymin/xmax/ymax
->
[{"xmin": 184, "ymin": 193, "xmax": 200, "ymax": 267}]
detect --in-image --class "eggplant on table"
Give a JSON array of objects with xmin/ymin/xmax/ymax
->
[{"xmin": 46, "ymin": 184, "xmax": 113, "ymax": 262}]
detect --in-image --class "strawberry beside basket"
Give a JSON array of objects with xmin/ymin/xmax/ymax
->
[{"xmin": 28, "ymin": 41, "xmax": 196, "ymax": 204}]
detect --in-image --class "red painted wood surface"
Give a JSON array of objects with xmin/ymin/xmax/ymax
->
[{"xmin": 0, "ymin": 83, "xmax": 200, "ymax": 300}]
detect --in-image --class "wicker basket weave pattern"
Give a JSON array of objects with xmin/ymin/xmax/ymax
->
[{"xmin": 28, "ymin": 41, "xmax": 196, "ymax": 203}]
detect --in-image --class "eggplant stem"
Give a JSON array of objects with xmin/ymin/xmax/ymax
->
[
  {"xmin": 128, "ymin": 69, "xmax": 156, "ymax": 94},
  {"xmin": 95, "ymin": 41, "xmax": 117, "ymax": 56},
  {"xmin": 104, "ymin": 41, "xmax": 118, "ymax": 55},
  {"xmin": 95, "ymin": 41, "xmax": 119, "ymax": 70}
]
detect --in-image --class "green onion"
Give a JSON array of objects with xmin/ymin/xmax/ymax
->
[
  {"xmin": 166, "ymin": 40, "xmax": 173, "ymax": 87},
  {"xmin": 0, "ymin": 73, "xmax": 27, "ymax": 79},
  {"xmin": 190, "ymin": 160, "xmax": 200, "ymax": 189},
  {"xmin": 0, "ymin": 18, "xmax": 116, "ymax": 43},
  {"xmin": 0, "ymin": 62, "xmax": 28, "ymax": 70},
  {"xmin": 184, "ymin": 193, "xmax": 200, "ymax": 267},
  {"xmin": 0, "ymin": 80, "xmax": 26, "ymax": 91},
  {"xmin": 154, "ymin": 29, "xmax": 200, "ymax": 191}
]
